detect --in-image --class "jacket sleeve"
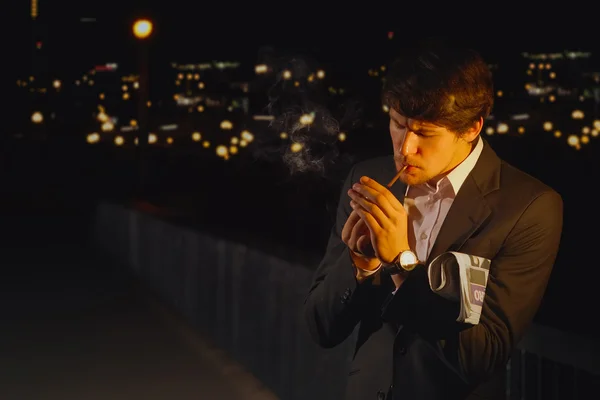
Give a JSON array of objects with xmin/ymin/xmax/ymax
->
[
  {"xmin": 303, "ymin": 165, "xmax": 391, "ymax": 348},
  {"xmin": 381, "ymin": 190, "xmax": 564, "ymax": 383}
]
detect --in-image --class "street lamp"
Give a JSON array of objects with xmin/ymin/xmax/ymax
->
[
  {"xmin": 133, "ymin": 19, "xmax": 153, "ymax": 40},
  {"xmin": 132, "ymin": 18, "xmax": 153, "ymax": 195}
]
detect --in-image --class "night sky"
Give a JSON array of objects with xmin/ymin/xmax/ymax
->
[{"xmin": 13, "ymin": 0, "xmax": 600, "ymax": 72}]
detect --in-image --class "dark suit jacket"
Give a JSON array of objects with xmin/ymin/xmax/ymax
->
[{"xmin": 303, "ymin": 140, "xmax": 563, "ymax": 400}]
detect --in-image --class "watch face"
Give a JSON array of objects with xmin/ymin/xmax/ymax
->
[{"xmin": 400, "ymin": 251, "xmax": 418, "ymax": 270}]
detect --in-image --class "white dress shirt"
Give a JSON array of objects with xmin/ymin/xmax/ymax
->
[{"xmin": 404, "ymin": 136, "xmax": 484, "ymax": 263}]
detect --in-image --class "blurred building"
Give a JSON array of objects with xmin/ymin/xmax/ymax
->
[{"xmin": 30, "ymin": 0, "xmax": 48, "ymax": 82}]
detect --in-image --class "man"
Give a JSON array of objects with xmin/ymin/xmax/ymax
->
[{"xmin": 303, "ymin": 40, "xmax": 563, "ymax": 399}]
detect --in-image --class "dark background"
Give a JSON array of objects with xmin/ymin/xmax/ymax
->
[{"xmin": 7, "ymin": 1, "xmax": 600, "ymax": 343}]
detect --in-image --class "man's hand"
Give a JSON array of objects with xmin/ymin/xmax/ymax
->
[
  {"xmin": 341, "ymin": 209, "xmax": 382, "ymax": 276},
  {"xmin": 347, "ymin": 176, "xmax": 410, "ymax": 264},
  {"xmin": 341, "ymin": 210, "xmax": 375, "ymax": 257}
]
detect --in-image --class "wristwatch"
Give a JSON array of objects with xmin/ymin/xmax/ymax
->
[{"xmin": 383, "ymin": 250, "xmax": 420, "ymax": 275}]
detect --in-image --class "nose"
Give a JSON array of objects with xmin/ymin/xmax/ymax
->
[{"xmin": 400, "ymin": 130, "xmax": 418, "ymax": 157}]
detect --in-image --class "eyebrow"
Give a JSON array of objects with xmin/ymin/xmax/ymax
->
[{"xmin": 392, "ymin": 118, "xmax": 438, "ymax": 133}]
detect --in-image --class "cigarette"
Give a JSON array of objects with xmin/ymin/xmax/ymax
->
[{"xmin": 386, "ymin": 165, "xmax": 407, "ymax": 188}]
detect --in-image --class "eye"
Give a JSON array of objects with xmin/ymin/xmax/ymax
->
[{"xmin": 393, "ymin": 121, "xmax": 405, "ymax": 130}]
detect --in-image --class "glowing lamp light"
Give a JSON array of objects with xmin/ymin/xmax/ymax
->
[
  {"xmin": 31, "ymin": 111, "xmax": 43, "ymax": 124},
  {"xmin": 97, "ymin": 112, "xmax": 108, "ymax": 123},
  {"xmin": 114, "ymin": 136, "xmax": 125, "ymax": 146},
  {"xmin": 567, "ymin": 135, "xmax": 579, "ymax": 147},
  {"xmin": 148, "ymin": 133, "xmax": 157, "ymax": 144},
  {"xmin": 299, "ymin": 113, "xmax": 315, "ymax": 125},
  {"xmin": 87, "ymin": 133, "xmax": 100, "ymax": 144},
  {"xmin": 255, "ymin": 64, "xmax": 268, "ymax": 74},
  {"xmin": 220, "ymin": 120, "xmax": 233, "ymax": 130},
  {"xmin": 216, "ymin": 145, "xmax": 229, "ymax": 159},
  {"xmin": 496, "ymin": 123, "xmax": 509, "ymax": 134},
  {"xmin": 543, "ymin": 122, "xmax": 553, "ymax": 131},
  {"xmin": 338, "ymin": 132, "xmax": 347, "ymax": 141},
  {"xmin": 290, "ymin": 142, "xmax": 303, "ymax": 153},
  {"xmin": 191, "ymin": 132, "xmax": 202, "ymax": 141},
  {"xmin": 101, "ymin": 121, "xmax": 114, "ymax": 132},
  {"xmin": 240, "ymin": 130, "xmax": 254, "ymax": 142},
  {"xmin": 133, "ymin": 19, "xmax": 153, "ymax": 39}
]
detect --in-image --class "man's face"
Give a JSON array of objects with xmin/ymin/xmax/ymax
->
[{"xmin": 389, "ymin": 108, "xmax": 479, "ymax": 186}]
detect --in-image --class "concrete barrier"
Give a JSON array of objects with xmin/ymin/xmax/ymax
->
[
  {"xmin": 92, "ymin": 201, "xmax": 600, "ymax": 400},
  {"xmin": 92, "ymin": 202, "xmax": 356, "ymax": 400}
]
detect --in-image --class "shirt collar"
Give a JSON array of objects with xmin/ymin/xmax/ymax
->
[{"xmin": 445, "ymin": 135, "xmax": 483, "ymax": 194}]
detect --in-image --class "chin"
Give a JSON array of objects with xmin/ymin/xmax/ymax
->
[{"xmin": 402, "ymin": 169, "xmax": 429, "ymax": 186}]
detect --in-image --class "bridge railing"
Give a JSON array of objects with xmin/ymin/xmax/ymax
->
[{"xmin": 91, "ymin": 201, "xmax": 599, "ymax": 400}]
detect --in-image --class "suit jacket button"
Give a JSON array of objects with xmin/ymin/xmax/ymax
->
[
  {"xmin": 399, "ymin": 347, "xmax": 407, "ymax": 355},
  {"xmin": 377, "ymin": 390, "xmax": 386, "ymax": 399}
]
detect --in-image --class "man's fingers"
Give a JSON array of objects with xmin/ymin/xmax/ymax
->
[
  {"xmin": 341, "ymin": 210, "xmax": 360, "ymax": 244},
  {"xmin": 349, "ymin": 218, "xmax": 368, "ymax": 252},
  {"xmin": 357, "ymin": 235, "xmax": 375, "ymax": 257}
]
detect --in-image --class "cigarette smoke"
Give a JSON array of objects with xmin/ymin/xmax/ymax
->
[{"xmin": 251, "ymin": 52, "xmax": 362, "ymax": 179}]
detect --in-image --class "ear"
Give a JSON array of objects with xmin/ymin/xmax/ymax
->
[{"xmin": 463, "ymin": 117, "xmax": 484, "ymax": 143}]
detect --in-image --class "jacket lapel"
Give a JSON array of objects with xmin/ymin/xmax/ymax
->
[{"xmin": 426, "ymin": 141, "xmax": 501, "ymax": 264}]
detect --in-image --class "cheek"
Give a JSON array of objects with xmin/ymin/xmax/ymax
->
[{"xmin": 423, "ymin": 148, "xmax": 448, "ymax": 172}]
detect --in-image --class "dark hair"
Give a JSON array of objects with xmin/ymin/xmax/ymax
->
[{"xmin": 382, "ymin": 38, "xmax": 494, "ymax": 135}]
